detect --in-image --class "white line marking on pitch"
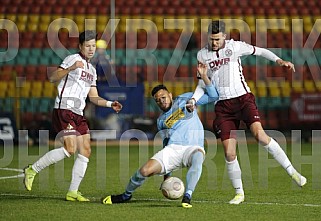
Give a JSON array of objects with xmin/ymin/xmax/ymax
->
[
  {"xmin": 0, "ymin": 174, "xmax": 25, "ymax": 180},
  {"xmin": 0, "ymin": 167, "xmax": 24, "ymax": 180},
  {"xmin": 142, "ymin": 198, "xmax": 321, "ymax": 207},
  {"xmin": 0, "ymin": 168, "xmax": 23, "ymax": 172},
  {"xmin": 0, "ymin": 193, "xmax": 320, "ymax": 208}
]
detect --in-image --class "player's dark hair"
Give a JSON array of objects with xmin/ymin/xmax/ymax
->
[
  {"xmin": 151, "ymin": 84, "xmax": 168, "ymax": 97},
  {"xmin": 79, "ymin": 30, "xmax": 97, "ymax": 45},
  {"xmin": 208, "ymin": 20, "xmax": 225, "ymax": 34}
]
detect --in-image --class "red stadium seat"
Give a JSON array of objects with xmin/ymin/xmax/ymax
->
[
  {"xmin": 52, "ymin": 6, "xmax": 63, "ymax": 14},
  {"xmin": 7, "ymin": 6, "xmax": 18, "ymax": 13},
  {"xmin": 86, "ymin": 7, "xmax": 97, "ymax": 14},
  {"xmin": 40, "ymin": 5, "xmax": 52, "ymax": 14},
  {"xmin": 97, "ymin": 6, "xmax": 109, "ymax": 15},
  {"xmin": 30, "ymin": 6, "xmax": 41, "ymax": 14}
]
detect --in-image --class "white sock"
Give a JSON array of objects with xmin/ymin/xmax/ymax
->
[
  {"xmin": 69, "ymin": 154, "xmax": 89, "ymax": 191},
  {"xmin": 32, "ymin": 147, "xmax": 70, "ymax": 173},
  {"xmin": 226, "ymin": 157, "xmax": 244, "ymax": 195},
  {"xmin": 263, "ymin": 138, "xmax": 295, "ymax": 176}
]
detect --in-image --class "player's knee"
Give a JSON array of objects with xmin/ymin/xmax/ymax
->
[
  {"xmin": 192, "ymin": 151, "xmax": 204, "ymax": 165},
  {"xmin": 139, "ymin": 166, "xmax": 152, "ymax": 177}
]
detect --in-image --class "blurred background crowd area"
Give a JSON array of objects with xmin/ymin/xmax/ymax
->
[{"xmin": 1, "ymin": 0, "xmax": 321, "ymax": 142}]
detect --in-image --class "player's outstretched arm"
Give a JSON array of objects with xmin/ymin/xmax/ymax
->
[
  {"xmin": 254, "ymin": 47, "xmax": 295, "ymax": 72},
  {"xmin": 88, "ymin": 87, "xmax": 123, "ymax": 113}
]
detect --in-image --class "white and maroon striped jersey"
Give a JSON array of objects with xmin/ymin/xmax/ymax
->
[
  {"xmin": 195, "ymin": 39, "xmax": 279, "ymax": 101},
  {"xmin": 197, "ymin": 39, "xmax": 254, "ymax": 100},
  {"xmin": 54, "ymin": 53, "xmax": 97, "ymax": 116}
]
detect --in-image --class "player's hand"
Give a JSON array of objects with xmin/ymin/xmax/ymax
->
[
  {"xmin": 69, "ymin": 61, "xmax": 84, "ymax": 71},
  {"xmin": 186, "ymin": 98, "xmax": 196, "ymax": 112},
  {"xmin": 276, "ymin": 59, "xmax": 295, "ymax": 72},
  {"xmin": 111, "ymin": 101, "xmax": 122, "ymax": 113},
  {"xmin": 197, "ymin": 62, "xmax": 211, "ymax": 85}
]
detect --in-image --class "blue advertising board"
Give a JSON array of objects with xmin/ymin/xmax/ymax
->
[{"xmin": 95, "ymin": 82, "xmax": 144, "ymax": 118}]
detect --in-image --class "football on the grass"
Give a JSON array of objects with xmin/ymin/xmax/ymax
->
[{"xmin": 161, "ymin": 177, "xmax": 185, "ymax": 200}]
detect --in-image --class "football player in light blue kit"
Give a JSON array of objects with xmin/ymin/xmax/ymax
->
[{"xmin": 102, "ymin": 81, "xmax": 218, "ymax": 208}]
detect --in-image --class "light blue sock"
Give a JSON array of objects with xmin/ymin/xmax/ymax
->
[
  {"xmin": 185, "ymin": 151, "xmax": 203, "ymax": 198},
  {"xmin": 124, "ymin": 170, "xmax": 146, "ymax": 198}
]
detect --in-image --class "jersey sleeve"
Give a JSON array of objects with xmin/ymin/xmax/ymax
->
[
  {"xmin": 236, "ymin": 41, "xmax": 256, "ymax": 57},
  {"xmin": 253, "ymin": 46, "xmax": 281, "ymax": 62},
  {"xmin": 60, "ymin": 55, "xmax": 76, "ymax": 69}
]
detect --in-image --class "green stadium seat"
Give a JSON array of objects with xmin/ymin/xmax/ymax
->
[
  {"xmin": 50, "ymin": 56, "xmax": 62, "ymax": 65},
  {"xmin": 38, "ymin": 56, "xmax": 50, "ymax": 65},
  {"xmin": 43, "ymin": 48, "xmax": 54, "ymax": 57},
  {"xmin": 18, "ymin": 48, "xmax": 31, "ymax": 57},
  {"xmin": 30, "ymin": 48, "xmax": 42, "ymax": 57},
  {"xmin": 16, "ymin": 56, "xmax": 27, "ymax": 65},
  {"xmin": 19, "ymin": 98, "xmax": 31, "ymax": 112},
  {"xmin": 27, "ymin": 57, "xmax": 39, "ymax": 65},
  {"xmin": 1, "ymin": 97, "xmax": 14, "ymax": 113},
  {"xmin": 38, "ymin": 98, "xmax": 54, "ymax": 112}
]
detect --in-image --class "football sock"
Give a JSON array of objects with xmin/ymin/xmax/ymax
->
[
  {"xmin": 263, "ymin": 138, "xmax": 295, "ymax": 176},
  {"xmin": 125, "ymin": 170, "xmax": 146, "ymax": 195},
  {"xmin": 226, "ymin": 157, "xmax": 244, "ymax": 195},
  {"xmin": 32, "ymin": 147, "xmax": 70, "ymax": 173},
  {"xmin": 69, "ymin": 154, "xmax": 89, "ymax": 191},
  {"xmin": 186, "ymin": 151, "xmax": 203, "ymax": 198}
]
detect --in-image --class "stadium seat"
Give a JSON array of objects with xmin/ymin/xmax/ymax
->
[
  {"xmin": 247, "ymin": 80, "xmax": 256, "ymax": 95},
  {"xmin": 30, "ymin": 81, "xmax": 43, "ymax": 97},
  {"xmin": 291, "ymin": 81, "xmax": 304, "ymax": 93},
  {"xmin": 20, "ymin": 81, "xmax": 31, "ymax": 97},
  {"xmin": 267, "ymin": 81, "xmax": 281, "ymax": 97},
  {"xmin": 20, "ymin": 112, "xmax": 34, "ymax": 127},
  {"xmin": 279, "ymin": 81, "xmax": 291, "ymax": 97},
  {"xmin": 14, "ymin": 65, "xmax": 25, "ymax": 77},
  {"xmin": 304, "ymin": 80, "xmax": 316, "ymax": 92},
  {"xmin": 38, "ymin": 98, "xmax": 54, "ymax": 112},
  {"xmin": 6, "ymin": 14, "xmax": 17, "ymax": 23},
  {"xmin": 43, "ymin": 81, "xmax": 56, "ymax": 98},
  {"xmin": 0, "ymin": 82, "xmax": 8, "ymax": 97},
  {"xmin": 256, "ymin": 81, "xmax": 267, "ymax": 97},
  {"xmin": 1, "ymin": 97, "xmax": 14, "ymax": 112}
]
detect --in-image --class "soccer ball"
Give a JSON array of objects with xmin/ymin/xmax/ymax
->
[{"xmin": 160, "ymin": 177, "xmax": 185, "ymax": 200}]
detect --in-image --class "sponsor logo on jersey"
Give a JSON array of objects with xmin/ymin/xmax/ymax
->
[
  {"xmin": 79, "ymin": 70, "xmax": 94, "ymax": 83},
  {"xmin": 208, "ymin": 58, "xmax": 230, "ymax": 71},
  {"xmin": 165, "ymin": 108, "xmax": 185, "ymax": 128}
]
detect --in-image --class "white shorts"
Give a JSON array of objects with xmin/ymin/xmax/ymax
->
[{"xmin": 151, "ymin": 144, "xmax": 205, "ymax": 175}]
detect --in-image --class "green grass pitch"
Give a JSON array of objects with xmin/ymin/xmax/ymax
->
[{"xmin": 0, "ymin": 141, "xmax": 320, "ymax": 221}]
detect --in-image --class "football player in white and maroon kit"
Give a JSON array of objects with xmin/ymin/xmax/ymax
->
[
  {"xmin": 189, "ymin": 20, "xmax": 306, "ymax": 204},
  {"xmin": 23, "ymin": 30, "xmax": 123, "ymax": 202}
]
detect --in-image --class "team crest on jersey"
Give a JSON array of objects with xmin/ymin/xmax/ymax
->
[{"xmin": 225, "ymin": 49, "xmax": 232, "ymax": 57}]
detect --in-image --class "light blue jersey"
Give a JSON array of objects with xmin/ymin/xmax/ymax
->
[{"xmin": 157, "ymin": 92, "xmax": 217, "ymax": 147}]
